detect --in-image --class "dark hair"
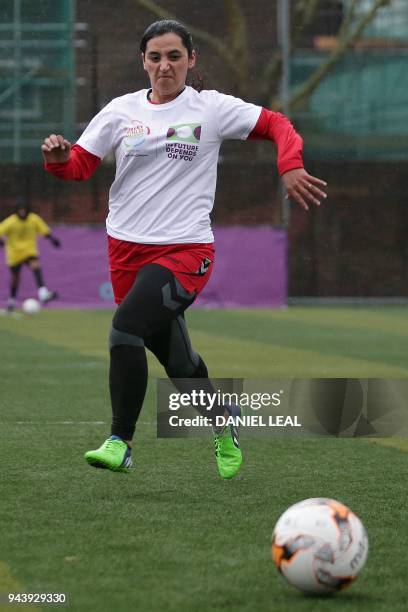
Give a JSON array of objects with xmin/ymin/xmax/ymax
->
[
  {"xmin": 15, "ymin": 196, "xmax": 29, "ymax": 211},
  {"xmin": 140, "ymin": 20, "xmax": 194, "ymax": 58}
]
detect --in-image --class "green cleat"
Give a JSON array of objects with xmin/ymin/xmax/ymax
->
[
  {"xmin": 84, "ymin": 435, "xmax": 132, "ymax": 472},
  {"xmin": 214, "ymin": 405, "xmax": 242, "ymax": 479}
]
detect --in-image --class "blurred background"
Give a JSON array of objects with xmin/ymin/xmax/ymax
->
[{"xmin": 1, "ymin": 0, "xmax": 408, "ymax": 304}]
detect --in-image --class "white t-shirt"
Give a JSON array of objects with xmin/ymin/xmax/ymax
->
[{"xmin": 77, "ymin": 86, "xmax": 261, "ymax": 244}]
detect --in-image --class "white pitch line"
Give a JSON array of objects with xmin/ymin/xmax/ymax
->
[
  {"xmin": 11, "ymin": 420, "xmax": 155, "ymax": 425},
  {"xmin": 0, "ymin": 309, "xmax": 22, "ymax": 319}
]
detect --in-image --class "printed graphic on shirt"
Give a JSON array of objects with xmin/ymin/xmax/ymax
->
[
  {"xmin": 123, "ymin": 120, "xmax": 151, "ymax": 157},
  {"xmin": 167, "ymin": 123, "xmax": 201, "ymax": 144},
  {"xmin": 166, "ymin": 123, "xmax": 201, "ymax": 162}
]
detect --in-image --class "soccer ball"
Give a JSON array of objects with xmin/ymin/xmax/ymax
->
[
  {"xmin": 22, "ymin": 298, "xmax": 41, "ymax": 315},
  {"xmin": 272, "ymin": 498, "xmax": 368, "ymax": 594}
]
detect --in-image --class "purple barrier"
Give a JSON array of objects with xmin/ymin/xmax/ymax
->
[
  {"xmin": 199, "ymin": 226, "xmax": 287, "ymax": 308},
  {"xmin": 0, "ymin": 226, "xmax": 287, "ymax": 309}
]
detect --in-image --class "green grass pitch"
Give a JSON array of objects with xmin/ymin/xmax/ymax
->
[{"xmin": 0, "ymin": 307, "xmax": 407, "ymax": 611}]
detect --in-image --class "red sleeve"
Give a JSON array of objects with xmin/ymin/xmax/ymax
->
[
  {"xmin": 44, "ymin": 144, "xmax": 101, "ymax": 181},
  {"xmin": 247, "ymin": 107, "xmax": 304, "ymax": 175}
]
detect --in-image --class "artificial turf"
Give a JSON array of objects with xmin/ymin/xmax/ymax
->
[{"xmin": 0, "ymin": 308, "xmax": 407, "ymax": 611}]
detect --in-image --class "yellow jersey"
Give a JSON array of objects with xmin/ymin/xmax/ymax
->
[{"xmin": 0, "ymin": 213, "xmax": 50, "ymax": 267}]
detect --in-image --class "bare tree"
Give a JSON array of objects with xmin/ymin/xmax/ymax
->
[
  {"xmin": 285, "ymin": 0, "xmax": 392, "ymax": 111},
  {"xmin": 136, "ymin": 0, "xmax": 393, "ymax": 109}
]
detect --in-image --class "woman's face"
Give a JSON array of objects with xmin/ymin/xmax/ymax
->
[{"xmin": 142, "ymin": 32, "xmax": 196, "ymax": 102}]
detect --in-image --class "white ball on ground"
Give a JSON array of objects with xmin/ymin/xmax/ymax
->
[
  {"xmin": 22, "ymin": 298, "xmax": 41, "ymax": 315},
  {"xmin": 272, "ymin": 497, "xmax": 369, "ymax": 594}
]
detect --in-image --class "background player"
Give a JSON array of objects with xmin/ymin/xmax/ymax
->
[{"xmin": 0, "ymin": 198, "xmax": 60, "ymax": 312}]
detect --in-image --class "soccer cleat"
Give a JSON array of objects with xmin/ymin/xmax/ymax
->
[
  {"xmin": 38, "ymin": 286, "xmax": 58, "ymax": 304},
  {"xmin": 214, "ymin": 404, "xmax": 242, "ymax": 479},
  {"xmin": 84, "ymin": 435, "xmax": 132, "ymax": 472}
]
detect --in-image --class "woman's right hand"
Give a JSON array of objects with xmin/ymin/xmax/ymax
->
[{"xmin": 41, "ymin": 134, "xmax": 72, "ymax": 163}]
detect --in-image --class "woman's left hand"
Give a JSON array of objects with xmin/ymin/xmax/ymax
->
[{"xmin": 281, "ymin": 168, "xmax": 327, "ymax": 211}]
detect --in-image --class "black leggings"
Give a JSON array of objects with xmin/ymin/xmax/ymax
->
[
  {"xmin": 9, "ymin": 257, "xmax": 44, "ymax": 297},
  {"xmin": 109, "ymin": 263, "xmax": 221, "ymax": 440}
]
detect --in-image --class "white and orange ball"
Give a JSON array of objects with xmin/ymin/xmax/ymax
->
[{"xmin": 272, "ymin": 498, "xmax": 368, "ymax": 594}]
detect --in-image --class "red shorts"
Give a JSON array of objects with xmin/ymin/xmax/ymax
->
[{"xmin": 108, "ymin": 236, "xmax": 215, "ymax": 304}]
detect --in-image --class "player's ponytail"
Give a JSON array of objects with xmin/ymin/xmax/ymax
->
[{"xmin": 187, "ymin": 70, "xmax": 205, "ymax": 92}]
